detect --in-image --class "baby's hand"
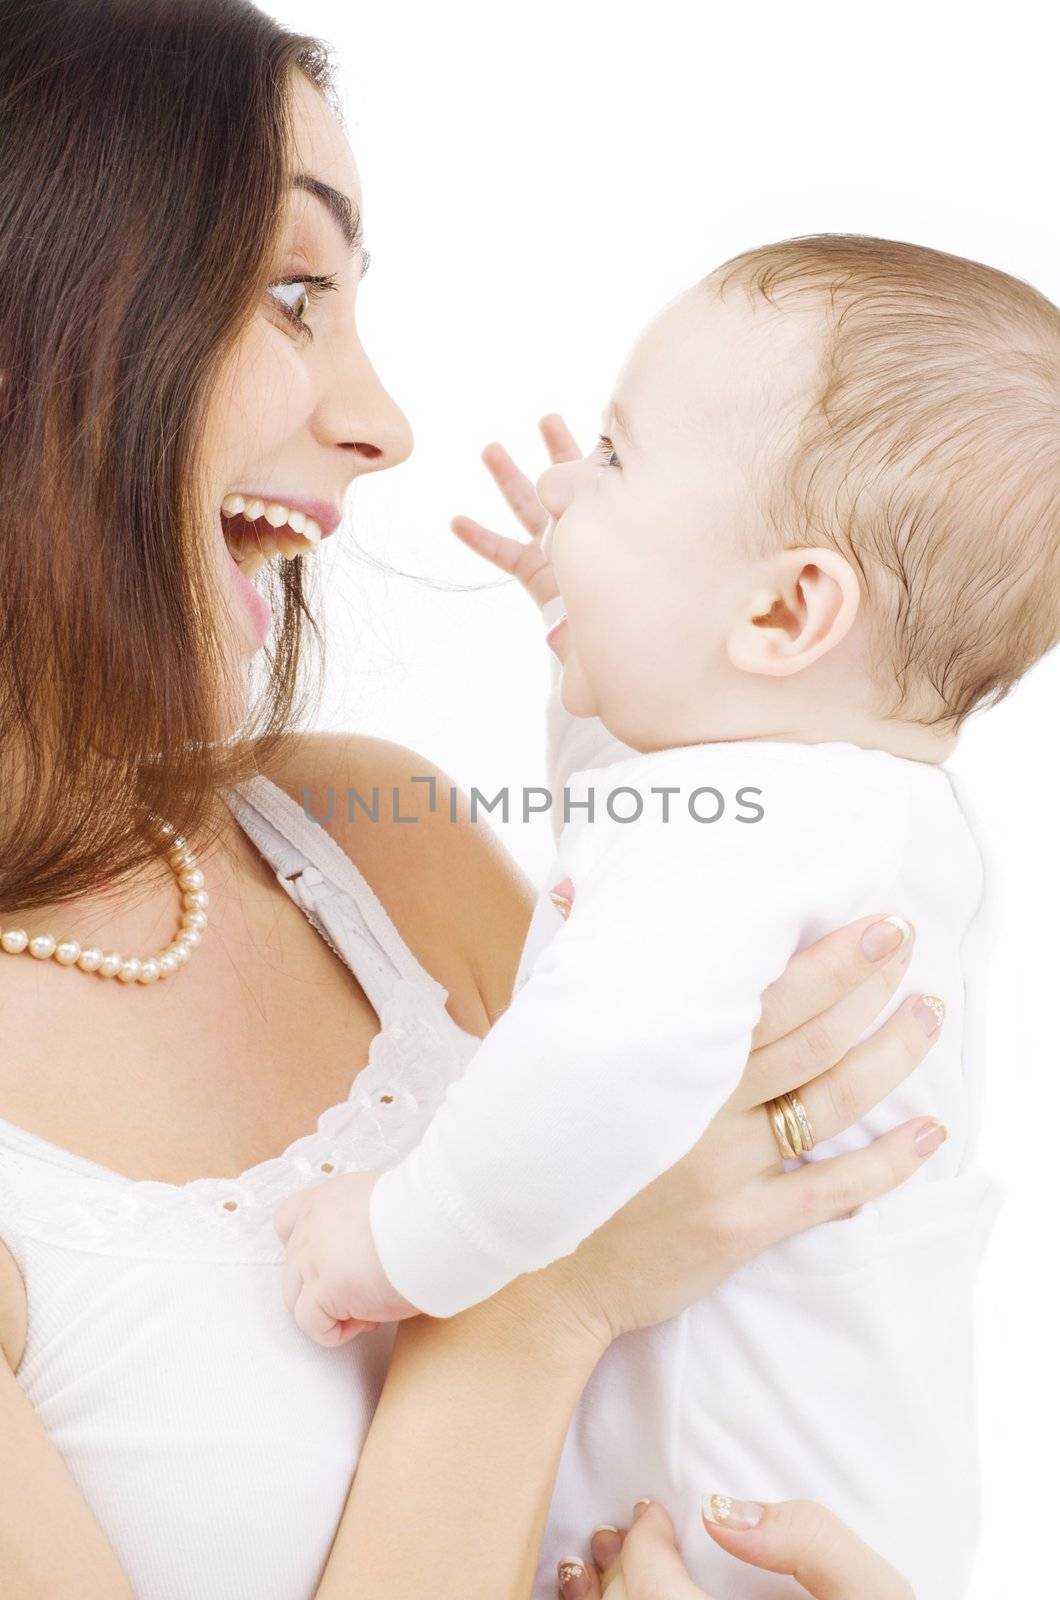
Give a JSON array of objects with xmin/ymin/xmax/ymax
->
[
  {"xmin": 450, "ymin": 414, "xmax": 584, "ymax": 614},
  {"xmin": 271, "ymin": 1170, "xmax": 418, "ymax": 1347}
]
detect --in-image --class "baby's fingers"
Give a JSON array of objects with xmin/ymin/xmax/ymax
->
[
  {"xmin": 450, "ymin": 515, "xmax": 557, "ymax": 607},
  {"xmin": 290, "ymin": 1278, "xmax": 376, "ymax": 1348},
  {"xmin": 539, "ymin": 412, "xmax": 583, "ymax": 464},
  {"xmin": 480, "ymin": 442, "xmax": 551, "ymax": 537}
]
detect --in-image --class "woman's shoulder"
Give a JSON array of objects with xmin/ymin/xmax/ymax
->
[{"xmin": 259, "ymin": 730, "xmax": 536, "ymax": 1031}]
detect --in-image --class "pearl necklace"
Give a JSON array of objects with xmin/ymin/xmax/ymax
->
[{"xmin": 0, "ymin": 820, "xmax": 207, "ymax": 985}]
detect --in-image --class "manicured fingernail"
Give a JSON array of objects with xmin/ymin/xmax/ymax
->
[
  {"xmin": 915, "ymin": 1118, "xmax": 948, "ymax": 1156},
  {"xmin": 702, "ymin": 1493, "xmax": 765, "ymax": 1530},
  {"xmin": 913, "ymin": 994, "xmax": 945, "ymax": 1035},
  {"xmin": 549, "ymin": 877, "xmax": 575, "ymax": 919},
  {"xmin": 632, "ymin": 1498, "xmax": 651, "ymax": 1521},
  {"xmin": 860, "ymin": 915, "xmax": 913, "ymax": 960},
  {"xmin": 557, "ymin": 1558, "xmax": 589, "ymax": 1598},
  {"xmin": 590, "ymin": 1526, "xmax": 623, "ymax": 1567}
]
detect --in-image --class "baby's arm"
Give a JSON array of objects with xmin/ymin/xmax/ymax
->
[{"xmin": 370, "ymin": 760, "xmax": 819, "ymax": 1317}]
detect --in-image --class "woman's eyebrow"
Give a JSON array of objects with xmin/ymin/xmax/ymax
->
[{"xmin": 290, "ymin": 173, "xmax": 370, "ymax": 276}]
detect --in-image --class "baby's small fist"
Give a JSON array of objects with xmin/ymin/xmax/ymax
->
[{"xmin": 271, "ymin": 1169, "xmax": 419, "ymax": 1347}]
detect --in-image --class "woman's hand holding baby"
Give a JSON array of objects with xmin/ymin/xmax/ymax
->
[
  {"xmin": 501, "ymin": 911, "xmax": 944, "ymax": 1350},
  {"xmin": 557, "ymin": 1496, "xmax": 913, "ymax": 1599},
  {"xmin": 272, "ymin": 1171, "xmax": 418, "ymax": 1346},
  {"xmin": 271, "ymin": 913, "xmax": 944, "ymax": 1355}
]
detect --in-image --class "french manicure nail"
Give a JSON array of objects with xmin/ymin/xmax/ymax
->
[
  {"xmin": 590, "ymin": 1526, "xmax": 623, "ymax": 1568},
  {"xmin": 915, "ymin": 1118, "xmax": 948, "ymax": 1156},
  {"xmin": 702, "ymin": 1493, "xmax": 765, "ymax": 1530},
  {"xmin": 913, "ymin": 994, "xmax": 945, "ymax": 1035},
  {"xmin": 632, "ymin": 1498, "xmax": 651, "ymax": 1521},
  {"xmin": 860, "ymin": 915, "xmax": 913, "ymax": 960},
  {"xmin": 557, "ymin": 1558, "xmax": 589, "ymax": 1598}
]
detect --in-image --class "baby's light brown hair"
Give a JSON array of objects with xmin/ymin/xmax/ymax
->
[{"xmin": 709, "ymin": 234, "xmax": 1060, "ymax": 732}]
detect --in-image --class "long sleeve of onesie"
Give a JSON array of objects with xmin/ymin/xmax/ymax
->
[{"xmin": 370, "ymin": 737, "xmax": 849, "ymax": 1318}]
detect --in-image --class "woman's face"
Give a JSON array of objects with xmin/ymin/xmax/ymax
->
[{"xmin": 203, "ymin": 71, "xmax": 413, "ymax": 663}]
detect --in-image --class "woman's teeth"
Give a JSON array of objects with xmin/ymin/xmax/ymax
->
[{"xmin": 220, "ymin": 493, "xmax": 323, "ymax": 575}]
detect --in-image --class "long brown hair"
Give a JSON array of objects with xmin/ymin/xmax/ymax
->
[{"xmin": 0, "ymin": 0, "xmax": 335, "ymax": 916}]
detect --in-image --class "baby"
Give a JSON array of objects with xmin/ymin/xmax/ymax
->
[{"xmin": 273, "ymin": 234, "xmax": 1059, "ymax": 1596}]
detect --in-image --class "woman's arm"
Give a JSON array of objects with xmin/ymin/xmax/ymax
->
[
  {"xmin": 0, "ymin": 921, "xmax": 939, "ymax": 1600},
  {"xmin": 316, "ymin": 1278, "xmax": 604, "ymax": 1599},
  {"xmin": 0, "ymin": 1341, "xmax": 136, "ymax": 1598},
  {"xmin": 309, "ymin": 912, "xmax": 942, "ymax": 1600}
]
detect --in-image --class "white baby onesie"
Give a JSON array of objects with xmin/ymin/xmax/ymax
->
[
  {"xmin": 372, "ymin": 735, "xmax": 993, "ymax": 1309},
  {"xmin": 371, "ymin": 644, "xmax": 1004, "ymax": 1596}
]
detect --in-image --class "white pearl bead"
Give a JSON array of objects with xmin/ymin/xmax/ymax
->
[{"xmin": 0, "ymin": 819, "xmax": 203, "ymax": 986}]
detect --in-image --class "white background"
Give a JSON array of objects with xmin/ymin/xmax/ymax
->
[{"xmin": 277, "ymin": 2, "xmax": 1057, "ymax": 1590}]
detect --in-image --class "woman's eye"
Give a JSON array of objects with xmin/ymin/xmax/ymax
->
[
  {"xmin": 267, "ymin": 272, "xmax": 340, "ymax": 342},
  {"xmin": 594, "ymin": 433, "xmax": 620, "ymax": 468}
]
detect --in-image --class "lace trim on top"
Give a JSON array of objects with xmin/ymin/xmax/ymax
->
[
  {"xmin": 0, "ymin": 972, "xmax": 474, "ymax": 1263},
  {"xmin": 0, "ymin": 778, "xmax": 481, "ymax": 1264}
]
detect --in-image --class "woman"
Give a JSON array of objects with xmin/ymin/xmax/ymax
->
[
  {"xmin": 0, "ymin": 4, "xmax": 945, "ymax": 1595},
  {"xmin": 554, "ymin": 1496, "xmax": 914, "ymax": 1597}
]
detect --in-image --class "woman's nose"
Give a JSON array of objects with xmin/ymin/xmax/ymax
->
[{"xmin": 330, "ymin": 352, "xmax": 414, "ymax": 473}]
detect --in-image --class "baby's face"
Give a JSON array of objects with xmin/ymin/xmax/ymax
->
[{"xmin": 538, "ymin": 280, "xmax": 823, "ymax": 749}]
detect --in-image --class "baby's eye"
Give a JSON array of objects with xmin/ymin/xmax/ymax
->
[{"xmin": 594, "ymin": 433, "xmax": 620, "ymax": 468}]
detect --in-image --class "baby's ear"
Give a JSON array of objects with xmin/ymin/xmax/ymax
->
[{"xmin": 725, "ymin": 547, "xmax": 859, "ymax": 677}]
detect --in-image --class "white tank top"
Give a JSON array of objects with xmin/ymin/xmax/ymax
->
[{"xmin": 0, "ymin": 773, "xmax": 482, "ymax": 1600}]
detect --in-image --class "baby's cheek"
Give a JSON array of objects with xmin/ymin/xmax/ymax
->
[{"xmin": 549, "ymin": 876, "xmax": 575, "ymax": 919}]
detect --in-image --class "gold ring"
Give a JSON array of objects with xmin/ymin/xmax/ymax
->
[
  {"xmin": 778, "ymin": 1094, "xmax": 804, "ymax": 1156},
  {"xmin": 766, "ymin": 1090, "xmax": 816, "ymax": 1161},
  {"xmin": 780, "ymin": 1090, "xmax": 815, "ymax": 1154},
  {"xmin": 768, "ymin": 1099, "xmax": 799, "ymax": 1162}
]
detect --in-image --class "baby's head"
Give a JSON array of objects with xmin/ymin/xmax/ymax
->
[{"xmin": 538, "ymin": 234, "xmax": 1060, "ymax": 760}]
